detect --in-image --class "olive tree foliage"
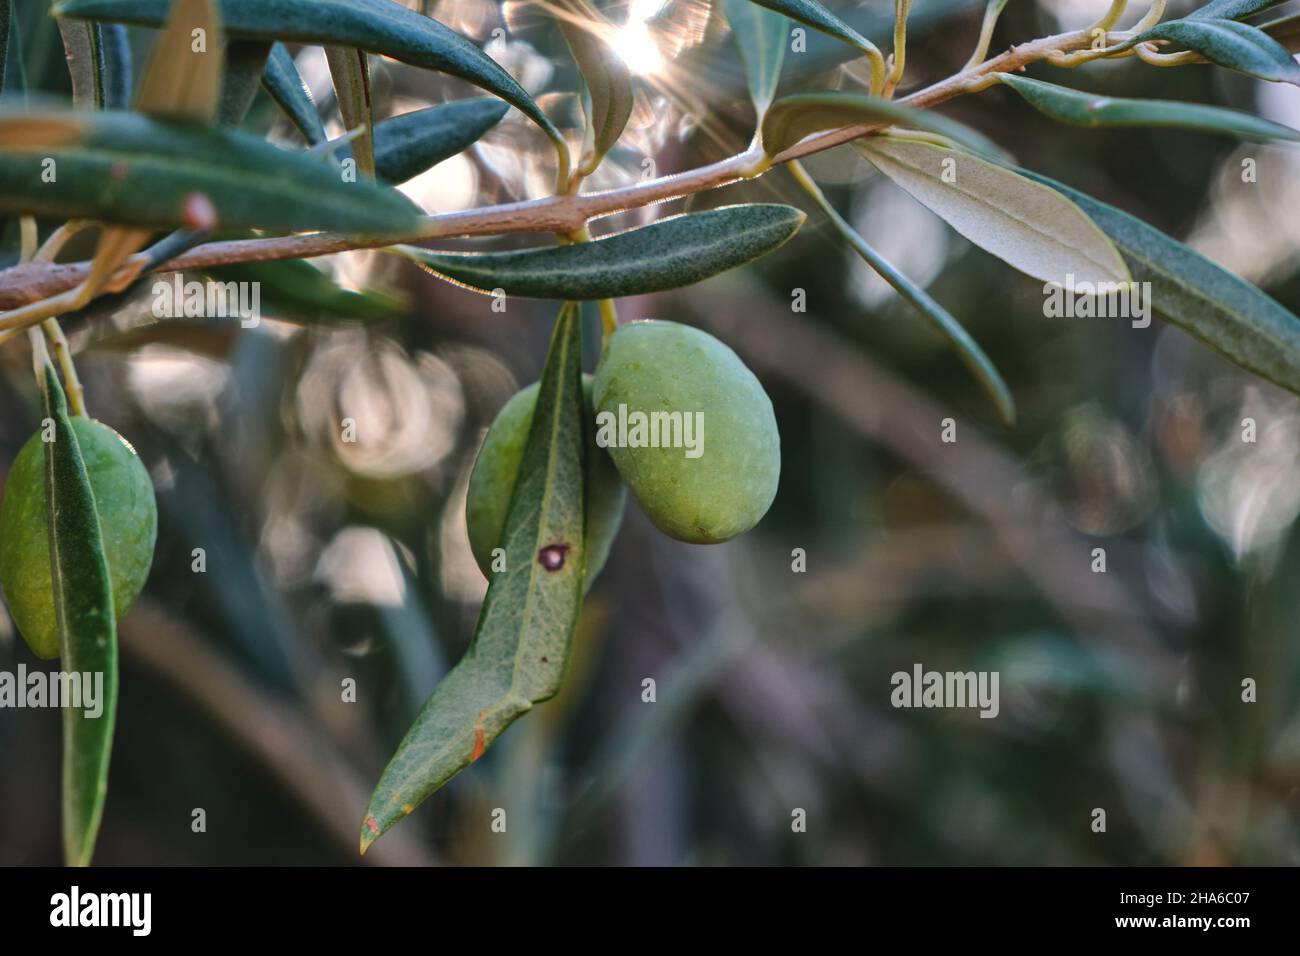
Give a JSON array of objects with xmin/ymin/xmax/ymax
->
[{"xmin": 0, "ymin": 0, "xmax": 1299, "ymax": 861}]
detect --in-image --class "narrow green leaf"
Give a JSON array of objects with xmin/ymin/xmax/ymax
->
[
  {"xmin": 762, "ymin": 91, "xmax": 1004, "ymax": 158},
  {"xmin": 1190, "ymin": 0, "xmax": 1289, "ymax": 21},
  {"xmin": 261, "ymin": 41, "xmax": 324, "ymax": 145},
  {"xmin": 98, "ymin": 23, "xmax": 131, "ymax": 110},
  {"xmin": 1130, "ymin": 18, "xmax": 1300, "ymax": 85},
  {"xmin": 208, "ymin": 258, "xmax": 407, "ymax": 322},
  {"xmin": 1022, "ymin": 168, "xmax": 1300, "ymax": 398},
  {"xmin": 373, "ymin": 98, "xmax": 508, "ymax": 185},
  {"xmin": 0, "ymin": 109, "xmax": 422, "ymax": 232},
  {"xmin": 557, "ymin": 0, "xmax": 633, "ymax": 174},
  {"xmin": 361, "ymin": 302, "xmax": 587, "ymax": 852},
  {"xmin": 53, "ymin": 0, "xmax": 565, "ymax": 158},
  {"xmin": 397, "ymin": 204, "xmax": 805, "ymax": 299},
  {"xmin": 856, "ymin": 136, "xmax": 1131, "ymax": 286},
  {"xmin": 998, "ymin": 74, "xmax": 1300, "ymax": 141},
  {"xmin": 324, "ymin": 46, "xmax": 373, "ymax": 177},
  {"xmin": 38, "ymin": 363, "xmax": 119, "ymax": 867},
  {"xmin": 218, "ymin": 39, "xmax": 270, "ymax": 126},
  {"xmin": 724, "ymin": 0, "xmax": 788, "ymax": 114},
  {"xmin": 743, "ymin": 0, "xmax": 877, "ymax": 60},
  {"xmin": 790, "ymin": 162, "xmax": 1013, "ymax": 424}
]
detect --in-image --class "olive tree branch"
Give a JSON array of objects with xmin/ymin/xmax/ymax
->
[{"xmin": 0, "ymin": 28, "xmax": 1097, "ymax": 317}]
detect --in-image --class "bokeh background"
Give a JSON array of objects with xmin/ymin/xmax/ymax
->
[{"xmin": 3, "ymin": 0, "xmax": 1300, "ymax": 865}]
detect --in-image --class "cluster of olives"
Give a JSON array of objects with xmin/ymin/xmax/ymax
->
[
  {"xmin": 0, "ymin": 419, "xmax": 157, "ymax": 659},
  {"xmin": 466, "ymin": 320, "xmax": 781, "ymax": 584}
]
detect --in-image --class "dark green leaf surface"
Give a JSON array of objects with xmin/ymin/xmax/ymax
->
[
  {"xmin": 1130, "ymin": 18, "xmax": 1300, "ymax": 84},
  {"xmin": 0, "ymin": 110, "xmax": 421, "ymax": 232},
  {"xmin": 1024, "ymin": 169, "xmax": 1300, "ymax": 397},
  {"xmin": 262, "ymin": 42, "xmax": 325, "ymax": 144},
  {"xmin": 373, "ymin": 98, "xmax": 508, "ymax": 185},
  {"xmin": 1190, "ymin": 0, "xmax": 1289, "ymax": 20},
  {"xmin": 558, "ymin": 0, "xmax": 633, "ymax": 173},
  {"xmin": 218, "ymin": 39, "xmax": 270, "ymax": 126},
  {"xmin": 361, "ymin": 303, "xmax": 587, "ymax": 851},
  {"xmin": 790, "ymin": 161, "xmax": 1015, "ymax": 424},
  {"xmin": 762, "ymin": 91, "xmax": 1004, "ymax": 158},
  {"xmin": 38, "ymin": 364, "xmax": 119, "ymax": 867},
  {"xmin": 999, "ymin": 74, "xmax": 1300, "ymax": 141},
  {"xmin": 400, "ymin": 204, "xmax": 805, "ymax": 299},
  {"xmin": 98, "ymin": 23, "xmax": 131, "ymax": 109},
  {"xmin": 744, "ymin": 0, "xmax": 876, "ymax": 59},
  {"xmin": 725, "ymin": 0, "xmax": 788, "ymax": 113},
  {"xmin": 54, "ymin": 0, "xmax": 563, "ymax": 148}
]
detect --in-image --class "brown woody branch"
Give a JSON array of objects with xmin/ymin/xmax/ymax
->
[{"xmin": 0, "ymin": 29, "xmax": 1092, "ymax": 314}]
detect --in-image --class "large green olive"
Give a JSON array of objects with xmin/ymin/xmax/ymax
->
[
  {"xmin": 0, "ymin": 418, "xmax": 158, "ymax": 660},
  {"xmin": 466, "ymin": 376, "xmax": 626, "ymax": 587},
  {"xmin": 592, "ymin": 320, "xmax": 780, "ymax": 544}
]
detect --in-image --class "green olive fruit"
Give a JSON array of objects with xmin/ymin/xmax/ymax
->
[
  {"xmin": 592, "ymin": 320, "xmax": 779, "ymax": 544},
  {"xmin": 0, "ymin": 418, "xmax": 158, "ymax": 660},
  {"xmin": 466, "ymin": 376, "xmax": 626, "ymax": 587}
]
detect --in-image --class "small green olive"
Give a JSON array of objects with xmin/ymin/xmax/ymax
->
[
  {"xmin": 466, "ymin": 376, "xmax": 626, "ymax": 587},
  {"xmin": 0, "ymin": 418, "xmax": 158, "ymax": 660},
  {"xmin": 593, "ymin": 320, "xmax": 780, "ymax": 544}
]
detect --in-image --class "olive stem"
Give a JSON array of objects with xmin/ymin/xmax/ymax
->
[
  {"xmin": 41, "ymin": 319, "xmax": 87, "ymax": 417},
  {"xmin": 0, "ymin": 27, "xmax": 1109, "ymax": 317}
]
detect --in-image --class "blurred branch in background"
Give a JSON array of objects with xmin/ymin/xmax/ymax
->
[{"xmin": 120, "ymin": 599, "xmax": 438, "ymax": 866}]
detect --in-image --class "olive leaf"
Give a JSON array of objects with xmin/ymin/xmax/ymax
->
[
  {"xmin": 744, "ymin": 0, "xmax": 877, "ymax": 61},
  {"xmin": 1023, "ymin": 168, "xmax": 1300, "ymax": 398},
  {"xmin": 762, "ymin": 91, "xmax": 1005, "ymax": 158},
  {"xmin": 724, "ymin": 0, "xmax": 788, "ymax": 115},
  {"xmin": 324, "ymin": 46, "xmax": 373, "ymax": 177},
  {"xmin": 557, "ymin": 0, "xmax": 633, "ymax": 175},
  {"xmin": 373, "ymin": 98, "xmax": 508, "ymax": 185},
  {"xmin": 36, "ymin": 363, "xmax": 120, "ymax": 867},
  {"xmin": 217, "ymin": 39, "xmax": 270, "ymax": 126},
  {"xmin": 0, "ymin": 110, "xmax": 422, "ymax": 232},
  {"xmin": 1190, "ymin": 0, "xmax": 1290, "ymax": 20},
  {"xmin": 361, "ymin": 302, "xmax": 587, "ymax": 852},
  {"xmin": 856, "ymin": 136, "xmax": 1130, "ymax": 286},
  {"xmin": 997, "ymin": 74, "xmax": 1300, "ymax": 141},
  {"xmin": 1126, "ymin": 19, "xmax": 1300, "ymax": 85},
  {"xmin": 396, "ymin": 204, "xmax": 804, "ymax": 299},
  {"xmin": 790, "ymin": 161, "xmax": 1015, "ymax": 424},
  {"xmin": 262, "ymin": 42, "xmax": 325, "ymax": 144},
  {"xmin": 53, "ymin": 0, "xmax": 566, "ymax": 163}
]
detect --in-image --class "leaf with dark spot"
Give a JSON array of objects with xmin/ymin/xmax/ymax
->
[{"xmin": 361, "ymin": 303, "xmax": 588, "ymax": 852}]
